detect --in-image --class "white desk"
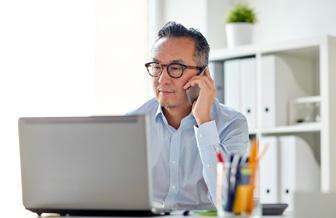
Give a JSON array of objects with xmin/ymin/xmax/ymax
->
[{"xmin": 19, "ymin": 211, "xmax": 291, "ymax": 218}]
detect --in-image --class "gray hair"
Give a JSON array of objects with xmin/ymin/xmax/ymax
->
[{"xmin": 155, "ymin": 21, "xmax": 210, "ymax": 67}]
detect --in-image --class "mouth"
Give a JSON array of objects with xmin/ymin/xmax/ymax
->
[
  {"xmin": 158, "ymin": 89, "xmax": 175, "ymax": 94},
  {"xmin": 158, "ymin": 89, "xmax": 175, "ymax": 97}
]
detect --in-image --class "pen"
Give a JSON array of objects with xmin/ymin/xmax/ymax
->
[
  {"xmin": 225, "ymin": 154, "xmax": 240, "ymax": 212},
  {"xmin": 224, "ymin": 154, "xmax": 233, "ymax": 212},
  {"xmin": 216, "ymin": 152, "xmax": 224, "ymax": 217}
]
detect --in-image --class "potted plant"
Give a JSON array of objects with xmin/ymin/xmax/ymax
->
[{"xmin": 225, "ymin": 4, "xmax": 257, "ymax": 48}]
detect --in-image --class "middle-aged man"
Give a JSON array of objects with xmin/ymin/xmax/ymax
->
[{"xmin": 129, "ymin": 21, "xmax": 249, "ymax": 210}]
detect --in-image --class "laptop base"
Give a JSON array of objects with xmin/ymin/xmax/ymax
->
[{"xmin": 28, "ymin": 208, "xmax": 170, "ymax": 217}]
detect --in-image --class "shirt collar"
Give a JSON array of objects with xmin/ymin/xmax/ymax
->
[
  {"xmin": 154, "ymin": 104, "xmax": 196, "ymax": 130},
  {"xmin": 154, "ymin": 104, "xmax": 164, "ymax": 121},
  {"xmin": 154, "ymin": 100, "xmax": 218, "ymax": 129},
  {"xmin": 180, "ymin": 113, "xmax": 196, "ymax": 128},
  {"xmin": 155, "ymin": 105, "xmax": 176, "ymax": 133}
]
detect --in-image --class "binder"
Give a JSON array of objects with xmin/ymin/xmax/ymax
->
[
  {"xmin": 240, "ymin": 58, "xmax": 257, "ymax": 130},
  {"xmin": 259, "ymin": 136, "xmax": 280, "ymax": 203},
  {"xmin": 260, "ymin": 55, "xmax": 315, "ymax": 128},
  {"xmin": 224, "ymin": 58, "xmax": 257, "ymax": 130},
  {"xmin": 260, "ymin": 55, "xmax": 276, "ymax": 128},
  {"xmin": 224, "ymin": 59, "xmax": 241, "ymax": 112},
  {"xmin": 278, "ymin": 136, "xmax": 320, "ymax": 211}
]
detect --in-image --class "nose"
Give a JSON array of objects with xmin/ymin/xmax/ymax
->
[{"xmin": 158, "ymin": 66, "xmax": 171, "ymax": 84}]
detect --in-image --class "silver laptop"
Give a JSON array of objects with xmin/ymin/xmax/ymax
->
[{"xmin": 18, "ymin": 115, "xmax": 169, "ymax": 216}]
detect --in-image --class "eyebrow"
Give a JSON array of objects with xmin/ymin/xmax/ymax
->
[
  {"xmin": 152, "ymin": 58, "xmax": 160, "ymax": 62},
  {"xmin": 152, "ymin": 58, "xmax": 186, "ymax": 64}
]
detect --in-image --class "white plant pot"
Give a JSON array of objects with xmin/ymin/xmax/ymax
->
[{"xmin": 225, "ymin": 23, "xmax": 253, "ymax": 48}]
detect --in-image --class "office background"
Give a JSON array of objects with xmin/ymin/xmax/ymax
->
[{"xmin": 1, "ymin": 0, "xmax": 336, "ymax": 216}]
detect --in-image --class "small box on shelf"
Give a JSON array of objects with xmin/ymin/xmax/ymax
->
[{"xmin": 289, "ymin": 96, "xmax": 321, "ymax": 125}]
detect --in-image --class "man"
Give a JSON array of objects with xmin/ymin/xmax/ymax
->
[{"xmin": 130, "ymin": 22, "xmax": 249, "ymax": 210}]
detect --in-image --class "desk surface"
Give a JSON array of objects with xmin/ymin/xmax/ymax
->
[
  {"xmin": 18, "ymin": 212, "xmax": 291, "ymax": 218},
  {"xmin": 20, "ymin": 216, "xmax": 289, "ymax": 218}
]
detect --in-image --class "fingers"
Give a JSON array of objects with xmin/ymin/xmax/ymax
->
[
  {"xmin": 183, "ymin": 68, "xmax": 215, "ymax": 91},
  {"xmin": 184, "ymin": 74, "xmax": 215, "ymax": 90},
  {"xmin": 204, "ymin": 67, "xmax": 211, "ymax": 77},
  {"xmin": 184, "ymin": 78, "xmax": 208, "ymax": 90}
]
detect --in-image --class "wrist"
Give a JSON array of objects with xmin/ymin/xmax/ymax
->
[{"xmin": 196, "ymin": 115, "xmax": 212, "ymax": 126}]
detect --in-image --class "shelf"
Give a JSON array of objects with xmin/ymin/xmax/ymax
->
[
  {"xmin": 293, "ymin": 95, "xmax": 321, "ymax": 104},
  {"xmin": 259, "ymin": 38, "xmax": 320, "ymax": 55},
  {"xmin": 209, "ymin": 35, "xmax": 329, "ymax": 61},
  {"xmin": 260, "ymin": 122, "xmax": 321, "ymax": 134},
  {"xmin": 209, "ymin": 44, "xmax": 256, "ymax": 61}
]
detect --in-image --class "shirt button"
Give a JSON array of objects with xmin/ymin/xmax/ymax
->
[
  {"xmin": 172, "ymin": 185, "xmax": 176, "ymax": 190},
  {"xmin": 199, "ymin": 134, "xmax": 203, "ymax": 138},
  {"xmin": 207, "ymin": 164, "xmax": 211, "ymax": 168},
  {"xmin": 172, "ymin": 161, "xmax": 176, "ymax": 164}
]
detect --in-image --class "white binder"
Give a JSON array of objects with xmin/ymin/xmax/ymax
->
[
  {"xmin": 259, "ymin": 136, "xmax": 280, "ymax": 203},
  {"xmin": 240, "ymin": 58, "xmax": 257, "ymax": 130},
  {"xmin": 260, "ymin": 55, "xmax": 276, "ymax": 128},
  {"xmin": 224, "ymin": 59, "xmax": 241, "ymax": 112},
  {"xmin": 224, "ymin": 58, "xmax": 257, "ymax": 130},
  {"xmin": 279, "ymin": 136, "xmax": 320, "ymax": 211},
  {"xmin": 260, "ymin": 55, "xmax": 315, "ymax": 128}
]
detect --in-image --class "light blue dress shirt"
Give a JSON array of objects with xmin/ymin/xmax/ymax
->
[{"xmin": 128, "ymin": 98, "xmax": 249, "ymax": 210}]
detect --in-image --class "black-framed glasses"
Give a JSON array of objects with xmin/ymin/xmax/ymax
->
[{"xmin": 145, "ymin": 61, "xmax": 205, "ymax": 78}]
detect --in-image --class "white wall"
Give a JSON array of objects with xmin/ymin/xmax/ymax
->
[
  {"xmin": 162, "ymin": 0, "xmax": 207, "ymax": 34},
  {"xmin": 0, "ymin": 0, "xmax": 95, "ymax": 216},
  {"xmin": 0, "ymin": 0, "xmax": 151, "ymax": 216},
  {"xmin": 156, "ymin": 0, "xmax": 248, "ymax": 49},
  {"xmin": 95, "ymin": 0, "xmax": 152, "ymax": 115},
  {"xmin": 247, "ymin": 0, "xmax": 336, "ymax": 43},
  {"xmin": 153, "ymin": 0, "xmax": 242, "ymax": 49},
  {"xmin": 148, "ymin": 0, "xmax": 208, "ymax": 52},
  {"xmin": 158, "ymin": 0, "xmax": 336, "ymax": 48},
  {"xmin": 206, "ymin": 0, "xmax": 236, "ymax": 49}
]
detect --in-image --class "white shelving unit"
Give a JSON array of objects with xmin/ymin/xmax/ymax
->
[{"xmin": 209, "ymin": 35, "xmax": 336, "ymax": 193}]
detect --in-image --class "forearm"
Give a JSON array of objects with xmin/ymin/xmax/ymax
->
[
  {"xmin": 194, "ymin": 118, "xmax": 249, "ymax": 204},
  {"xmin": 194, "ymin": 120, "xmax": 222, "ymax": 204}
]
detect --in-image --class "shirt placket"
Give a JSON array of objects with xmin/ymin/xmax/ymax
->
[{"xmin": 164, "ymin": 129, "xmax": 181, "ymax": 207}]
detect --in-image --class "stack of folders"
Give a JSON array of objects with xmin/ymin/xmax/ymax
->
[
  {"xmin": 216, "ymin": 140, "xmax": 260, "ymax": 217},
  {"xmin": 259, "ymin": 135, "xmax": 320, "ymax": 211}
]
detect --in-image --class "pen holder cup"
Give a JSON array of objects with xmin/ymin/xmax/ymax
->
[{"xmin": 216, "ymin": 164, "xmax": 261, "ymax": 217}]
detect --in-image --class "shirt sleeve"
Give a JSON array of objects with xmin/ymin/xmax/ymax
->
[{"xmin": 193, "ymin": 114, "xmax": 249, "ymax": 205}]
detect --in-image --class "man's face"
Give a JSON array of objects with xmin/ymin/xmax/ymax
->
[{"xmin": 150, "ymin": 37, "xmax": 199, "ymax": 109}]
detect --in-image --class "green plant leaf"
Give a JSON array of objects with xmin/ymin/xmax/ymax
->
[{"xmin": 226, "ymin": 4, "xmax": 257, "ymax": 24}]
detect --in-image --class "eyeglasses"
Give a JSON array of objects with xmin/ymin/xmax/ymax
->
[{"xmin": 145, "ymin": 61, "xmax": 205, "ymax": 78}]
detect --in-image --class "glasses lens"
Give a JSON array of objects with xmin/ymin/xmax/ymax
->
[
  {"xmin": 147, "ymin": 63, "xmax": 162, "ymax": 77},
  {"xmin": 167, "ymin": 64, "xmax": 184, "ymax": 78}
]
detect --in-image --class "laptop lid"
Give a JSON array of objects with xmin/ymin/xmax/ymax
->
[{"xmin": 18, "ymin": 115, "xmax": 154, "ymax": 211}]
